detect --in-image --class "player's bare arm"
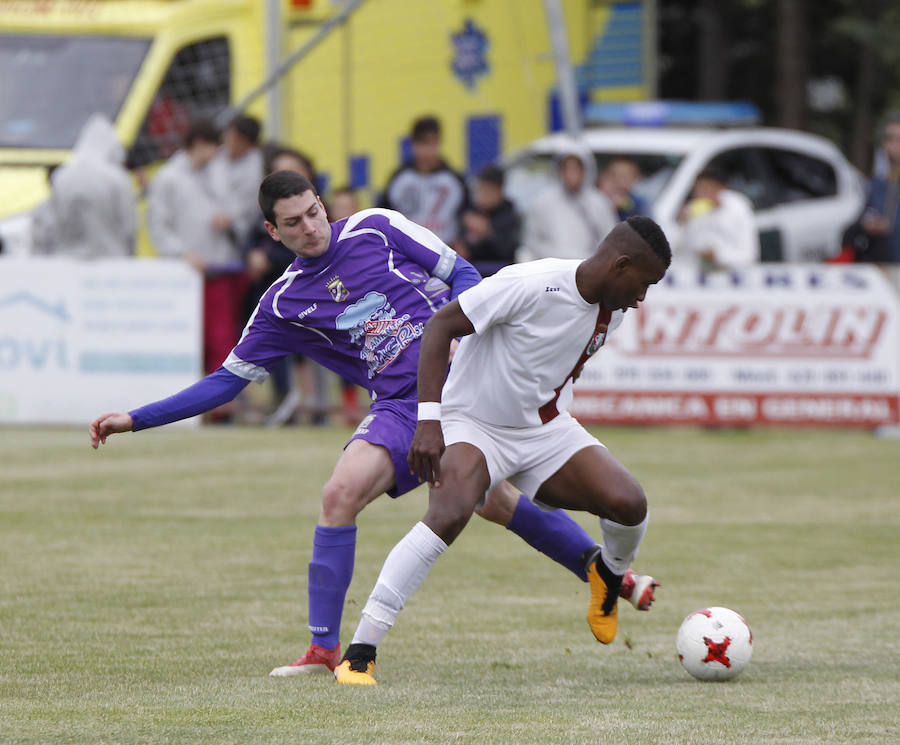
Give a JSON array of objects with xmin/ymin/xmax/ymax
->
[
  {"xmin": 89, "ymin": 412, "xmax": 134, "ymax": 449},
  {"xmin": 407, "ymin": 300, "xmax": 475, "ymax": 485}
]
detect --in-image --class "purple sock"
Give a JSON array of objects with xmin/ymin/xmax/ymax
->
[
  {"xmin": 506, "ymin": 494, "xmax": 597, "ymax": 582},
  {"xmin": 307, "ymin": 525, "xmax": 357, "ymax": 649}
]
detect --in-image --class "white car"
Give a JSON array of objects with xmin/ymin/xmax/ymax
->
[{"xmin": 503, "ymin": 127, "xmax": 866, "ymax": 262}]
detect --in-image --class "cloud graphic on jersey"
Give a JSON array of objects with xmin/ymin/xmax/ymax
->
[
  {"xmin": 335, "ymin": 292, "xmax": 387, "ymax": 330},
  {"xmin": 335, "ymin": 291, "xmax": 398, "ymax": 344}
]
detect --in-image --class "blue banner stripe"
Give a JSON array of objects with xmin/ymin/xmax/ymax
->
[{"xmin": 79, "ymin": 352, "xmax": 195, "ymax": 374}]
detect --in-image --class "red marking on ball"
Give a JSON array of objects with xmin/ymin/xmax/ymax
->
[{"xmin": 702, "ymin": 636, "xmax": 732, "ymax": 667}]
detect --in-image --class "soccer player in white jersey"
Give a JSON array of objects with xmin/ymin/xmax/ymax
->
[{"xmin": 335, "ymin": 215, "xmax": 671, "ymax": 684}]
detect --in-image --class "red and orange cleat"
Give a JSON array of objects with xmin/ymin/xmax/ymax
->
[
  {"xmin": 269, "ymin": 642, "xmax": 341, "ymax": 677},
  {"xmin": 619, "ymin": 568, "xmax": 660, "ymax": 611}
]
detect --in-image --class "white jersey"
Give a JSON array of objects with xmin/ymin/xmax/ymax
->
[{"xmin": 442, "ymin": 259, "xmax": 624, "ymax": 427}]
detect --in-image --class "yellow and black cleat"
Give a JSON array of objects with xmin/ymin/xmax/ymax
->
[
  {"xmin": 334, "ymin": 659, "xmax": 377, "ymax": 685},
  {"xmin": 586, "ymin": 558, "xmax": 622, "ymax": 644},
  {"xmin": 334, "ymin": 643, "xmax": 378, "ymax": 685}
]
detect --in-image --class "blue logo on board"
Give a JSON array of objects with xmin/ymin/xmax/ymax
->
[
  {"xmin": 0, "ymin": 292, "xmax": 70, "ymax": 372},
  {"xmin": 451, "ymin": 19, "xmax": 489, "ymax": 89},
  {"xmin": 0, "ymin": 292, "xmax": 70, "ymax": 321}
]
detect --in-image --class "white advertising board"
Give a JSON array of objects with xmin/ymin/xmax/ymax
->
[
  {"xmin": 0, "ymin": 257, "xmax": 202, "ymax": 425},
  {"xmin": 573, "ymin": 264, "xmax": 900, "ymax": 427}
]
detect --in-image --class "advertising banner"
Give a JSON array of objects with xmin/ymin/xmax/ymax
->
[
  {"xmin": 572, "ymin": 264, "xmax": 900, "ymax": 427},
  {"xmin": 0, "ymin": 258, "xmax": 201, "ymax": 425}
]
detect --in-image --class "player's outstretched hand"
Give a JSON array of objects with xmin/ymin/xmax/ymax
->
[
  {"xmin": 89, "ymin": 412, "xmax": 134, "ymax": 449},
  {"xmin": 408, "ymin": 421, "xmax": 445, "ymax": 487}
]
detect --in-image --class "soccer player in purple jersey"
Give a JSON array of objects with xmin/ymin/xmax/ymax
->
[{"xmin": 89, "ymin": 171, "xmax": 656, "ymax": 677}]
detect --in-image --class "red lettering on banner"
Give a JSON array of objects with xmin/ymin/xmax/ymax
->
[
  {"xmin": 571, "ymin": 391, "xmax": 900, "ymax": 428},
  {"xmin": 636, "ymin": 305, "xmax": 886, "ymax": 358},
  {"xmin": 714, "ymin": 396, "xmax": 758, "ymax": 420},
  {"xmin": 828, "ymin": 307, "xmax": 885, "ymax": 349}
]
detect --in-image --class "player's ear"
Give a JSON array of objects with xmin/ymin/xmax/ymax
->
[
  {"xmin": 613, "ymin": 253, "xmax": 632, "ymax": 273},
  {"xmin": 264, "ymin": 220, "xmax": 280, "ymax": 242}
]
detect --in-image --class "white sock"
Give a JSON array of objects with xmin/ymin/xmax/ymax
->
[
  {"xmin": 599, "ymin": 513, "xmax": 648, "ymax": 575},
  {"xmin": 351, "ymin": 521, "xmax": 448, "ymax": 647}
]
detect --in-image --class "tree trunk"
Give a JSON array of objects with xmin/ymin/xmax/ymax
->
[
  {"xmin": 696, "ymin": 0, "xmax": 728, "ymax": 100},
  {"xmin": 849, "ymin": 34, "xmax": 877, "ymax": 171},
  {"xmin": 776, "ymin": 0, "xmax": 808, "ymax": 129}
]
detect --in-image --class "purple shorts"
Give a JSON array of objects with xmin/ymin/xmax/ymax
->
[{"xmin": 347, "ymin": 397, "xmax": 422, "ymax": 497}]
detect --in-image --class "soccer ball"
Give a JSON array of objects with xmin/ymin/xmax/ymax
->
[{"xmin": 676, "ymin": 607, "xmax": 753, "ymax": 681}]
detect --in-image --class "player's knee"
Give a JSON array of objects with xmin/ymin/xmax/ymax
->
[
  {"xmin": 427, "ymin": 507, "xmax": 471, "ymax": 543},
  {"xmin": 473, "ymin": 500, "xmax": 503, "ymax": 524},
  {"xmin": 320, "ymin": 477, "xmax": 365, "ymax": 524},
  {"xmin": 606, "ymin": 479, "xmax": 647, "ymax": 526},
  {"xmin": 477, "ymin": 482, "xmax": 519, "ymax": 526},
  {"xmin": 424, "ymin": 496, "xmax": 475, "ymax": 545}
]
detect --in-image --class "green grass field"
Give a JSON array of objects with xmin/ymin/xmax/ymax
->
[{"xmin": 1, "ymin": 424, "xmax": 897, "ymax": 744}]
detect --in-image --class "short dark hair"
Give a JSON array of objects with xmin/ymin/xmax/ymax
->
[
  {"xmin": 184, "ymin": 119, "xmax": 220, "ymax": 148},
  {"xmin": 476, "ymin": 162, "xmax": 505, "ymax": 187},
  {"xmin": 882, "ymin": 111, "xmax": 900, "ymax": 137},
  {"xmin": 602, "ymin": 156, "xmax": 641, "ymax": 174},
  {"xmin": 625, "ymin": 215, "xmax": 672, "ymax": 268},
  {"xmin": 411, "ymin": 115, "xmax": 441, "ymax": 141},
  {"xmin": 228, "ymin": 114, "xmax": 261, "ymax": 144},
  {"xmin": 265, "ymin": 145, "xmax": 316, "ymax": 182},
  {"xmin": 258, "ymin": 170, "xmax": 317, "ymax": 224},
  {"xmin": 696, "ymin": 165, "xmax": 728, "ymax": 186}
]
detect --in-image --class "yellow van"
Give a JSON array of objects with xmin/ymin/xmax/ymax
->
[{"xmin": 0, "ymin": 0, "xmax": 653, "ymax": 255}]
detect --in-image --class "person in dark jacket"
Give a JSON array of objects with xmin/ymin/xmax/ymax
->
[
  {"xmin": 461, "ymin": 163, "xmax": 521, "ymax": 276},
  {"xmin": 858, "ymin": 115, "xmax": 900, "ymax": 263}
]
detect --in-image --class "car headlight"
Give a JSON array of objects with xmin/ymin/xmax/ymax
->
[{"xmin": 0, "ymin": 212, "xmax": 33, "ymax": 256}]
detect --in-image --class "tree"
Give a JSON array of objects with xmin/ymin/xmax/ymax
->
[
  {"xmin": 657, "ymin": 0, "xmax": 900, "ymax": 167},
  {"xmin": 830, "ymin": 0, "xmax": 900, "ymax": 169},
  {"xmin": 775, "ymin": 0, "xmax": 807, "ymax": 130}
]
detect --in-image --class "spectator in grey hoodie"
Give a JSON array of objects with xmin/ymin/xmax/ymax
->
[
  {"xmin": 518, "ymin": 140, "xmax": 617, "ymax": 262},
  {"xmin": 33, "ymin": 113, "xmax": 136, "ymax": 257},
  {"xmin": 147, "ymin": 120, "xmax": 246, "ymax": 377},
  {"xmin": 209, "ymin": 114, "xmax": 265, "ymax": 249}
]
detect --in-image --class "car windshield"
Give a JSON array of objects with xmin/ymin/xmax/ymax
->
[
  {"xmin": 0, "ymin": 34, "xmax": 150, "ymax": 149},
  {"xmin": 504, "ymin": 150, "xmax": 684, "ymax": 212}
]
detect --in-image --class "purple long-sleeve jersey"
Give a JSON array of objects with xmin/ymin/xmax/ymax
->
[
  {"xmin": 227, "ymin": 208, "xmax": 472, "ymax": 400},
  {"xmin": 130, "ymin": 209, "xmax": 481, "ymax": 430}
]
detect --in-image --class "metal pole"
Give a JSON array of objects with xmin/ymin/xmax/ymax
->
[
  {"xmin": 542, "ymin": 0, "xmax": 581, "ymax": 136},
  {"xmin": 342, "ymin": 16, "xmax": 352, "ymax": 185},
  {"xmin": 265, "ymin": 0, "xmax": 283, "ymax": 140},
  {"xmin": 644, "ymin": 0, "xmax": 658, "ymax": 99},
  {"xmin": 216, "ymin": 0, "xmax": 369, "ymax": 127}
]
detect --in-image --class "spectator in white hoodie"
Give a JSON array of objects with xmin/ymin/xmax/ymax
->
[
  {"xmin": 518, "ymin": 140, "xmax": 618, "ymax": 262},
  {"xmin": 33, "ymin": 113, "xmax": 136, "ymax": 257}
]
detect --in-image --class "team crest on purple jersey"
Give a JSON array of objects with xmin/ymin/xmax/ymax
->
[{"xmin": 326, "ymin": 275, "xmax": 350, "ymax": 302}]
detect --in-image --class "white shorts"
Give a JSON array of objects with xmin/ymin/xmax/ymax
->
[{"xmin": 441, "ymin": 409, "xmax": 604, "ymax": 501}]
